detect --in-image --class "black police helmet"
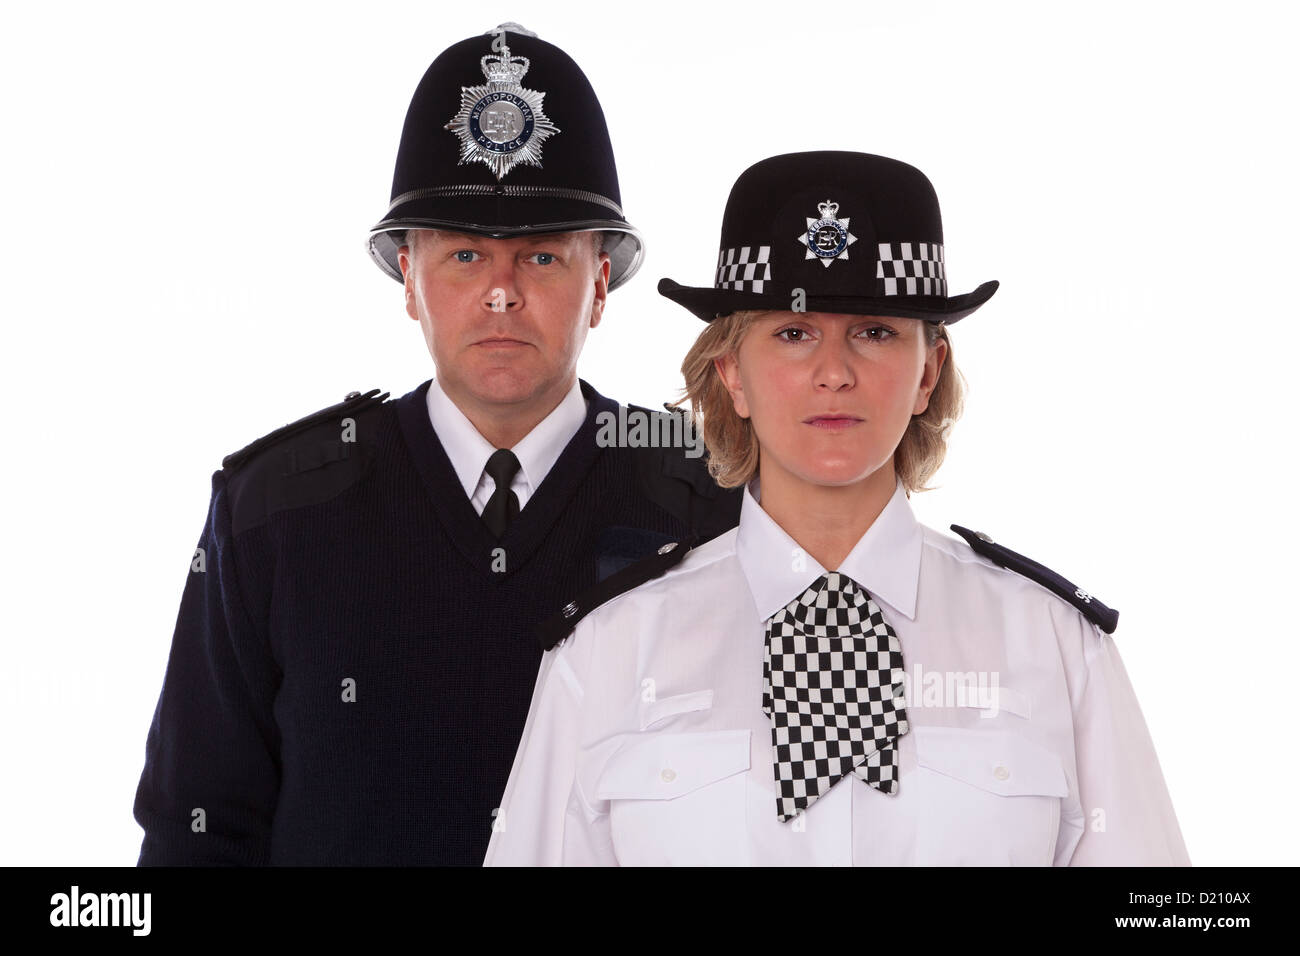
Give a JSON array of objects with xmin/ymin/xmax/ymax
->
[{"xmin": 367, "ymin": 23, "xmax": 644, "ymax": 291}]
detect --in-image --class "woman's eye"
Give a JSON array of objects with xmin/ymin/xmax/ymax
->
[
  {"xmin": 529, "ymin": 252, "xmax": 557, "ymax": 265},
  {"xmin": 454, "ymin": 250, "xmax": 481, "ymax": 263},
  {"xmin": 858, "ymin": 325, "xmax": 896, "ymax": 341}
]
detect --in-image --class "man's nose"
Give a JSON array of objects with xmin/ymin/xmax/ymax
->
[{"xmin": 482, "ymin": 259, "xmax": 523, "ymax": 313}]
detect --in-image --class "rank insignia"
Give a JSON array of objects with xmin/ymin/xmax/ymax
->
[
  {"xmin": 444, "ymin": 36, "xmax": 559, "ymax": 180},
  {"xmin": 797, "ymin": 199, "xmax": 858, "ymax": 267}
]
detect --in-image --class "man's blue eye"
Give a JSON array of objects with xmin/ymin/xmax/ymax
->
[
  {"xmin": 531, "ymin": 252, "xmax": 556, "ymax": 265},
  {"xmin": 455, "ymin": 250, "xmax": 479, "ymax": 263}
]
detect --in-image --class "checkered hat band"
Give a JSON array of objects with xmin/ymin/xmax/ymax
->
[
  {"xmin": 715, "ymin": 245, "xmax": 772, "ymax": 293},
  {"xmin": 876, "ymin": 241, "xmax": 947, "ymax": 296}
]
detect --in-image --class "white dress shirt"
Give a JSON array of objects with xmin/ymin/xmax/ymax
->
[
  {"xmin": 484, "ymin": 473, "xmax": 1191, "ymax": 866},
  {"xmin": 425, "ymin": 374, "xmax": 588, "ymax": 514}
]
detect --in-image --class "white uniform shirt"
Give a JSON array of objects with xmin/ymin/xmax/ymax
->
[
  {"xmin": 484, "ymin": 473, "xmax": 1191, "ymax": 866},
  {"xmin": 425, "ymin": 374, "xmax": 588, "ymax": 514}
]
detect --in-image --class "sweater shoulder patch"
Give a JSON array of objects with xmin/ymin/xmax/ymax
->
[
  {"xmin": 624, "ymin": 402, "xmax": 743, "ymax": 539},
  {"xmin": 948, "ymin": 524, "xmax": 1119, "ymax": 634},
  {"xmin": 626, "ymin": 403, "xmax": 719, "ymax": 499},
  {"xmin": 221, "ymin": 388, "xmax": 391, "ymax": 536},
  {"xmin": 221, "ymin": 388, "xmax": 389, "ymax": 472},
  {"xmin": 536, "ymin": 532, "xmax": 699, "ymax": 651}
]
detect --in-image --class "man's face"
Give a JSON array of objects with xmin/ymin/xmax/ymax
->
[{"xmin": 398, "ymin": 230, "xmax": 609, "ymax": 413}]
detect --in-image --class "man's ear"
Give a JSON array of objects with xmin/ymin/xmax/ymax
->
[
  {"xmin": 713, "ymin": 352, "xmax": 750, "ymax": 419},
  {"xmin": 589, "ymin": 253, "xmax": 611, "ymax": 329},
  {"xmin": 398, "ymin": 244, "xmax": 417, "ymax": 321}
]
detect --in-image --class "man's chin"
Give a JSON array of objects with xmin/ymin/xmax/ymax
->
[{"xmin": 463, "ymin": 371, "xmax": 553, "ymax": 408}]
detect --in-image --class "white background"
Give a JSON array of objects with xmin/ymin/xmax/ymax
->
[{"xmin": 2, "ymin": 0, "xmax": 1295, "ymax": 866}]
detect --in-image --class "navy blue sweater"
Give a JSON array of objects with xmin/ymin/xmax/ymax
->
[{"xmin": 133, "ymin": 378, "xmax": 741, "ymax": 865}]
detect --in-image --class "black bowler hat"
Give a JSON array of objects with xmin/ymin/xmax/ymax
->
[
  {"xmin": 658, "ymin": 151, "xmax": 997, "ymax": 323},
  {"xmin": 367, "ymin": 23, "xmax": 644, "ymax": 290}
]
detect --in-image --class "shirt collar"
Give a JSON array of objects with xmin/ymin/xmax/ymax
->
[
  {"xmin": 425, "ymin": 375, "xmax": 588, "ymax": 498},
  {"xmin": 736, "ymin": 472, "xmax": 922, "ymax": 623}
]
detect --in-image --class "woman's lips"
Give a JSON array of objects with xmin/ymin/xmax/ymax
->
[{"xmin": 804, "ymin": 416, "xmax": 863, "ymax": 430}]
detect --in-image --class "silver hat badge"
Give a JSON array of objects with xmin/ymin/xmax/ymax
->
[
  {"xmin": 444, "ymin": 30, "xmax": 560, "ymax": 180},
  {"xmin": 797, "ymin": 199, "xmax": 858, "ymax": 267}
]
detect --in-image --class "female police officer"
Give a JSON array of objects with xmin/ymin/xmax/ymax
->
[{"xmin": 484, "ymin": 151, "xmax": 1190, "ymax": 866}]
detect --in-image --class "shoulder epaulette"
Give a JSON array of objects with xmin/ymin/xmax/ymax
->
[
  {"xmin": 221, "ymin": 388, "xmax": 389, "ymax": 473},
  {"xmin": 628, "ymin": 402, "xmax": 724, "ymax": 500},
  {"xmin": 622, "ymin": 402, "xmax": 742, "ymax": 541},
  {"xmin": 220, "ymin": 388, "xmax": 390, "ymax": 536},
  {"xmin": 949, "ymin": 524, "xmax": 1118, "ymax": 634},
  {"xmin": 536, "ymin": 532, "xmax": 700, "ymax": 651}
]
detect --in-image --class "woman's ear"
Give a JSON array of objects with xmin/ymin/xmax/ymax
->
[
  {"xmin": 713, "ymin": 352, "xmax": 750, "ymax": 419},
  {"xmin": 913, "ymin": 335, "xmax": 948, "ymax": 415}
]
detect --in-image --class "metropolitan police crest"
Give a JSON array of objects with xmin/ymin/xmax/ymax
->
[
  {"xmin": 444, "ymin": 32, "xmax": 560, "ymax": 180},
  {"xmin": 798, "ymin": 199, "xmax": 858, "ymax": 268}
]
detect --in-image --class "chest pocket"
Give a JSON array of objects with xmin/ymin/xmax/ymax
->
[
  {"xmin": 639, "ymin": 690, "xmax": 714, "ymax": 731},
  {"xmin": 594, "ymin": 729, "xmax": 751, "ymax": 865},
  {"xmin": 911, "ymin": 725, "xmax": 1068, "ymax": 866}
]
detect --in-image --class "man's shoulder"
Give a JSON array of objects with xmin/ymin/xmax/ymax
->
[
  {"xmin": 601, "ymin": 397, "xmax": 743, "ymax": 538},
  {"xmin": 219, "ymin": 388, "xmax": 393, "ymax": 536}
]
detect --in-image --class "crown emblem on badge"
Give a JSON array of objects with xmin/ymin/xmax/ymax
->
[
  {"xmin": 444, "ymin": 30, "xmax": 560, "ymax": 180},
  {"xmin": 797, "ymin": 198, "xmax": 858, "ymax": 268},
  {"xmin": 481, "ymin": 47, "xmax": 529, "ymax": 84}
]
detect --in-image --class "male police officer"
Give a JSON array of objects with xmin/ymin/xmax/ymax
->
[{"xmin": 132, "ymin": 23, "xmax": 741, "ymax": 866}]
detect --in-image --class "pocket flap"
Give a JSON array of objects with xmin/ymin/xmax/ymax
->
[
  {"xmin": 951, "ymin": 684, "xmax": 1032, "ymax": 719},
  {"xmin": 914, "ymin": 726, "xmax": 1067, "ymax": 797},
  {"xmin": 595, "ymin": 729, "xmax": 751, "ymax": 801},
  {"xmin": 639, "ymin": 689, "xmax": 714, "ymax": 730}
]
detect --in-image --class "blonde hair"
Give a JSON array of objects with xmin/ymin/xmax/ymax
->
[{"xmin": 672, "ymin": 310, "xmax": 965, "ymax": 494}]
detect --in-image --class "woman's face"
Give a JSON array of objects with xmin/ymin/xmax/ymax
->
[{"xmin": 714, "ymin": 311, "xmax": 947, "ymax": 490}]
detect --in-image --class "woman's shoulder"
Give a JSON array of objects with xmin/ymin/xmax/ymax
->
[
  {"xmin": 597, "ymin": 527, "xmax": 743, "ymax": 611},
  {"xmin": 918, "ymin": 521, "xmax": 1119, "ymax": 635},
  {"xmin": 538, "ymin": 527, "xmax": 742, "ymax": 651}
]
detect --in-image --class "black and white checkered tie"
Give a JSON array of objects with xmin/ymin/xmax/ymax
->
[{"xmin": 761, "ymin": 571, "xmax": 909, "ymax": 822}]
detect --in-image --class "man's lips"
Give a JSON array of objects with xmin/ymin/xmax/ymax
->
[{"xmin": 475, "ymin": 337, "xmax": 530, "ymax": 348}]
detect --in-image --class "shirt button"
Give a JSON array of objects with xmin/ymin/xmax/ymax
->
[
  {"xmin": 657, "ymin": 542, "xmax": 678, "ymax": 555},
  {"xmin": 975, "ymin": 531, "xmax": 994, "ymax": 543},
  {"xmin": 993, "ymin": 765, "xmax": 1010, "ymax": 781},
  {"xmin": 660, "ymin": 768, "xmax": 677, "ymax": 783}
]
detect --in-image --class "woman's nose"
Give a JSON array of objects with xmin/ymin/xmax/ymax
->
[{"xmin": 812, "ymin": 333, "xmax": 856, "ymax": 390}]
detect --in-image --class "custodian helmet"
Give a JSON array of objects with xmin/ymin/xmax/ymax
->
[{"xmin": 367, "ymin": 23, "xmax": 644, "ymax": 290}]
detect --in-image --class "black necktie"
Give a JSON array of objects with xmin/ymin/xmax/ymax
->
[
  {"xmin": 761, "ymin": 571, "xmax": 909, "ymax": 821},
  {"xmin": 482, "ymin": 448, "xmax": 521, "ymax": 538}
]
